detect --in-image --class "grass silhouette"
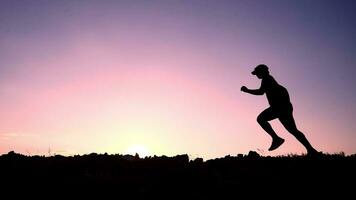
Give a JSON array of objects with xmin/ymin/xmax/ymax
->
[{"xmin": 0, "ymin": 151, "xmax": 354, "ymax": 198}]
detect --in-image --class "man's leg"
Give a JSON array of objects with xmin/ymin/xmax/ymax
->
[
  {"xmin": 257, "ymin": 108, "xmax": 284, "ymax": 151},
  {"xmin": 279, "ymin": 113, "xmax": 317, "ymax": 154}
]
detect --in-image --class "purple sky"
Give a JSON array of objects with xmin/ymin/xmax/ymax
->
[{"xmin": 0, "ymin": 0, "xmax": 355, "ymax": 158}]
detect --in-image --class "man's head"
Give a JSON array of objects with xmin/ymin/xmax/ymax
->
[{"xmin": 252, "ymin": 64, "xmax": 269, "ymax": 79}]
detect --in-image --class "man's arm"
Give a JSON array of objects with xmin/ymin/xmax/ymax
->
[{"xmin": 241, "ymin": 86, "xmax": 264, "ymax": 95}]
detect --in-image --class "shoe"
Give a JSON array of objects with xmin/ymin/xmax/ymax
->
[
  {"xmin": 268, "ymin": 138, "xmax": 285, "ymax": 151},
  {"xmin": 307, "ymin": 149, "xmax": 322, "ymax": 157}
]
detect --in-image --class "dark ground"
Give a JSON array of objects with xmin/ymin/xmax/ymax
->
[{"xmin": 0, "ymin": 151, "xmax": 354, "ymax": 198}]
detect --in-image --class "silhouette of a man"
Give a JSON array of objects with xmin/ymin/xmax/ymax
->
[{"xmin": 241, "ymin": 64, "xmax": 318, "ymax": 155}]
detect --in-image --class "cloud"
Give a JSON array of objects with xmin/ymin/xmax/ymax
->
[{"xmin": 0, "ymin": 132, "xmax": 39, "ymax": 141}]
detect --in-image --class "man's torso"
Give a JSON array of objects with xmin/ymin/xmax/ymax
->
[{"xmin": 261, "ymin": 75, "xmax": 291, "ymax": 109}]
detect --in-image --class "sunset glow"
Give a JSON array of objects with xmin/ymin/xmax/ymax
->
[{"xmin": 125, "ymin": 144, "xmax": 151, "ymax": 158}]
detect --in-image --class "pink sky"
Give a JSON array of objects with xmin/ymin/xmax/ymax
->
[{"xmin": 0, "ymin": 1, "xmax": 355, "ymax": 158}]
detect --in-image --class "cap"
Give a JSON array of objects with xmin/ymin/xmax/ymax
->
[{"xmin": 252, "ymin": 64, "xmax": 269, "ymax": 75}]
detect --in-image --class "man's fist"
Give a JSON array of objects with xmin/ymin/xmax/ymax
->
[{"xmin": 241, "ymin": 86, "xmax": 248, "ymax": 92}]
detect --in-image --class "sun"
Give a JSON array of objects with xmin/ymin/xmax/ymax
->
[{"xmin": 125, "ymin": 144, "xmax": 151, "ymax": 158}]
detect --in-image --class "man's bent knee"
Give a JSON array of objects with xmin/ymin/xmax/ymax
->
[{"xmin": 257, "ymin": 115, "xmax": 266, "ymax": 124}]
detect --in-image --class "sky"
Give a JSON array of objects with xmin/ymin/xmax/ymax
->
[{"xmin": 0, "ymin": 0, "xmax": 355, "ymax": 159}]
